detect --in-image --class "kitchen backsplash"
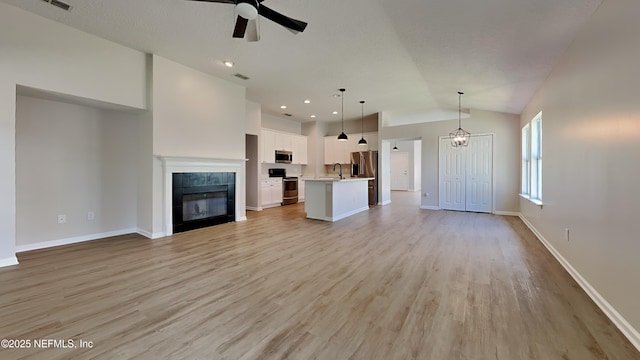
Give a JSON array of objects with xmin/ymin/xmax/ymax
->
[{"xmin": 261, "ymin": 163, "xmax": 303, "ymax": 178}]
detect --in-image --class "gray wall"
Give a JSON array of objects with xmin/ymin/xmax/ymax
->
[
  {"xmin": 16, "ymin": 96, "xmax": 138, "ymax": 247},
  {"xmin": 519, "ymin": 0, "xmax": 640, "ymax": 339},
  {"xmin": 327, "ymin": 114, "xmax": 378, "ymax": 136},
  {"xmin": 381, "ymin": 109, "xmax": 520, "ymax": 213}
]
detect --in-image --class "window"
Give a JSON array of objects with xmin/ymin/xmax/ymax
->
[
  {"xmin": 521, "ymin": 112, "xmax": 542, "ymax": 204},
  {"xmin": 521, "ymin": 123, "xmax": 530, "ymax": 195}
]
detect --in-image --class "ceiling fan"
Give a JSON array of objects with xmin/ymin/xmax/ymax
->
[{"xmin": 186, "ymin": 0, "xmax": 308, "ymax": 41}]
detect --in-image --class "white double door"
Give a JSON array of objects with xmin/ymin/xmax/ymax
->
[{"xmin": 439, "ymin": 134, "xmax": 493, "ymax": 213}]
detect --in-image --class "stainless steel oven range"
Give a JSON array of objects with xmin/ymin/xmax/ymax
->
[{"xmin": 268, "ymin": 168, "xmax": 298, "ymax": 205}]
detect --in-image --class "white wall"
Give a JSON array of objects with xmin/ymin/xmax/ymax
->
[
  {"xmin": 262, "ymin": 113, "xmax": 302, "ymax": 134},
  {"xmin": 327, "ymin": 114, "xmax": 378, "ymax": 136},
  {"xmin": 15, "ymin": 96, "xmax": 138, "ymax": 248},
  {"xmin": 381, "ymin": 109, "xmax": 520, "ymax": 212},
  {"xmin": 302, "ymin": 121, "xmax": 329, "ymax": 178},
  {"xmin": 414, "ymin": 140, "xmax": 422, "ymax": 191},
  {"xmin": 246, "ymin": 101, "xmax": 261, "ymax": 136},
  {"xmin": 519, "ymin": 0, "xmax": 640, "ymax": 344},
  {"xmin": 152, "ymin": 56, "xmax": 245, "ymax": 159},
  {"xmin": 150, "ymin": 55, "xmax": 247, "ymax": 235},
  {"xmin": 0, "ymin": 3, "xmax": 147, "ymax": 264}
]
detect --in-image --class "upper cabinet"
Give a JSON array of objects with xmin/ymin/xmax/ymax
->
[
  {"xmin": 275, "ymin": 132, "xmax": 292, "ymax": 151},
  {"xmin": 260, "ymin": 128, "xmax": 308, "ymax": 165},
  {"xmin": 292, "ymin": 135, "xmax": 308, "ymax": 165},
  {"xmin": 261, "ymin": 129, "xmax": 276, "ymax": 163}
]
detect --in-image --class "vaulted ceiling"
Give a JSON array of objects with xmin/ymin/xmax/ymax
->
[{"xmin": 1, "ymin": 0, "xmax": 602, "ymax": 125}]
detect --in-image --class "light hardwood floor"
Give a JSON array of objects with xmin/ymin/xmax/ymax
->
[{"xmin": 1, "ymin": 192, "xmax": 638, "ymax": 359}]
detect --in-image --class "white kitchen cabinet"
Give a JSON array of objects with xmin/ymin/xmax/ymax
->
[
  {"xmin": 261, "ymin": 129, "xmax": 276, "ymax": 163},
  {"xmin": 261, "ymin": 178, "xmax": 283, "ymax": 208},
  {"xmin": 324, "ymin": 137, "xmax": 338, "ymax": 164},
  {"xmin": 298, "ymin": 179, "xmax": 306, "ymax": 201},
  {"xmin": 261, "ymin": 129, "xmax": 307, "ymax": 164},
  {"xmin": 292, "ymin": 135, "xmax": 308, "ymax": 165},
  {"xmin": 275, "ymin": 132, "xmax": 292, "ymax": 151}
]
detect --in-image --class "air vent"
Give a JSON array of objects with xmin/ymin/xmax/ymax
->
[
  {"xmin": 234, "ymin": 73, "xmax": 250, "ymax": 80},
  {"xmin": 41, "ymin": 0, "xmax": 72, "ymax": 11}
]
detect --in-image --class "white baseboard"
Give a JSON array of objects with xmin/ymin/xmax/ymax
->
[
  {"xmin": 236, "ymin": 216, "xmax": 248, "ymax": 222},
  {"xmin": 0, "ymin": 256, "xmax": 19, "ymax": 268},
  {"xmin": 246, "ymin": 206, "xmax": 261, "ymax": 211},
  {"xmin": 150, "ymin": 232, "xmax": 165, "ymax": 239},
  {"xmin": 136, "ymin": 228, "xmax": 164, "ymax": 239},
  {"xmin": 420, "ymin": 205, "xmax": 440, "ymax": 210},
  {"xmin": 380, "ymin": 200, "xmax": 392, "ymax": 206},
  {"xmin": 519, "ymin": 215, "xmax": 640, "ymax": 352},
  {"xmin": 332, "ymin": 206, "xmax": 370, "ymax": 222},
  {"xmin": 495, "ymin": 211, "xmax": 520, "ymax": 216},
  {"xmin": 16, "ymin": 228, "xmax": 137, "ymax": 253},
  {"xmin": 262, "ymin": 203, "xmax": 281, "ymax": 209}
]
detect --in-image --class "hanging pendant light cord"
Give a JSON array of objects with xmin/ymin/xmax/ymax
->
[
  {"xmin": 458, "ymin": 92, "xmax": 462, "ymax": 129},
  {"xmin": 361, "ymin": 102, "xmax": 364, "ymax": 135},
  {"xmin": 341, "ymin": 89, "xmax": 345, "ymax": 133}
]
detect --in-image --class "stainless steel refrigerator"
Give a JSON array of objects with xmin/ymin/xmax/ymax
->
[{"xmin": 350, "ymin": 151, "xmax": 378, "ymax": 205}]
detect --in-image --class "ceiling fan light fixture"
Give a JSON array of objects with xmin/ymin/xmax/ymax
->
[{"xmin": 236, "ymin": 1, "xmax": 258, "ymax": 20}]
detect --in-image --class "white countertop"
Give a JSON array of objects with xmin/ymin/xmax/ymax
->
[{"xmin": 304, "ymin": 177, "xmax": 373, "ymax": 182}]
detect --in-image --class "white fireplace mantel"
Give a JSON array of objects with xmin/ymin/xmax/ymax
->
[{"xmin": 157, "ymin": 155, "xmax": 248, "ymax": 237}]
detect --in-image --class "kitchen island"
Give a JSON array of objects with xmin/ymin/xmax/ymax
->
[{"xmin": 304, "ymin": 178, "xmax": 373, "ymax": 222}]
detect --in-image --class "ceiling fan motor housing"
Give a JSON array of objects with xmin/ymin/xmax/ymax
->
[{"xmin": 236, "ymin": 0, "xmax": 258, "ymax": 19}]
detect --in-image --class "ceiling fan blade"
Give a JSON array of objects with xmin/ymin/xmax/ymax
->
[
  {"xmin": 185, "ymin": 0, "xmax": 236, "ymax": 4},
  {"xmin": 233, "ymin": 16, "xmax": 248, "ymax": 38},
  {"xmin": 246, "ymin": 19, "xmax": 260, "ymax": 42},
  {"xmin": 258, "ymin": 4, "xmax": 308, "ymax": 33}
]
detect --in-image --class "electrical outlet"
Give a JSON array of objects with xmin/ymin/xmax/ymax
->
[
  {"xmin": 87, "ymin": 211, "xmax": 95, "ymax": 221},
  {"xmin": 565, "ymin": 228, "xmax": 570, "ymax": 242},
  {"xmin": 57, "ymin": 214, "xmax": 67, "ymax": 224}
]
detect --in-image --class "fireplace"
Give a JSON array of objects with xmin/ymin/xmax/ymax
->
[{"xmin": 172, "ymin": 172, "xmax": 235, "ymax": 233}]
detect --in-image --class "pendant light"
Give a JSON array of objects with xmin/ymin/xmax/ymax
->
[
  {"xmin": 337, "ymin": 88, "xmax": 348, "ymax": 141},
  {"xmin": 449, "ymin": 91, "xmax": 470, "ymax": 147},
  {"xmin": 358, "ymin": 100, "xmax": 367, "ymax": 146},
  {"xmin": 393, "ymin": 142, "xmax": 398, "ymax": 151}
]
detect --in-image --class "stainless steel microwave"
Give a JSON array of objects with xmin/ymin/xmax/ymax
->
[{"xmin": 275, "ymin": 150, "xmax": 293, "ymax": 164}]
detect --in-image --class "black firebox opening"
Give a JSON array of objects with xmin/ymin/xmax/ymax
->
[{"xmin": 172, "ymin": 172, "xmax": 235, "ymax": 233}]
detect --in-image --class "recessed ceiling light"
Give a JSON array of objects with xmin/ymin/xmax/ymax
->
[
  {"xmin": 332, "ymin": 111, "xmax": 338, "ymax": 115},
  {"xmin": 280, "ymin": 105, "xmax": 287, "ymax": 109},
  {"xmin": 223, "ymin": 60, "xmax": 234, "ymax": 67},
  {"xmin": 304, "ymin": 100, "xmax": 311, "ymax": 104},
  {"xmin": 310, "ymin": 115, "xmax": 316, "ymax": 118}
]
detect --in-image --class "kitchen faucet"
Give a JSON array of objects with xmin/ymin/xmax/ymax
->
[{"xmin": 333, "ymin": 163, "xmax": 343, "ymax": 179}]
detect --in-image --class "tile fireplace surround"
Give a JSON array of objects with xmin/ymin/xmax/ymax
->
[{"xmin": 157, "ymin": 156, "xmax": 247, "ymax": 237}]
